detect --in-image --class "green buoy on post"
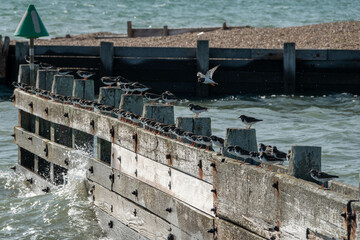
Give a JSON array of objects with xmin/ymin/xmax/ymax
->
[{"xmin": 14, "ymin": 4, "xmax": 49, "ymax": 84}]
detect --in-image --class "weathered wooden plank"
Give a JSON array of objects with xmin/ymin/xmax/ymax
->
[
  {"xmin": 296, "ymin": 50, "xmax": 327, "ymax": 61},
  {"xmin": 297, "ymin": 60, "xmax": 360, "ymax": 73},
  {"xmin": 216, "ymin": 218, "xmax": 267, "ymax": 240},
  {"xmin": 112, "ymin": 167, "xmax": 214, "ymax": 240},
  {"xmin": 112, "ymin": 143, "xmax": 214, "ymax": 216},
  {"xmin": 87, "ymin": 158, "xmax": 113, "ymax": 191},
  {"xmin": 114, "ymin": 46, "xmax": 196, "ymax": 58},
  {"xmin": 94, "ymin": 206, "xmax": 150, "ymax": 240},
  {"xmin": 91, "ymin": 181, "xmax": 195, "ymax": 240},
  {"xmin": 15, "ymin": 127, "xmax": 69, "ymax": 169},
  {"xmin": 170, "ymin": 166, "xmax": 214, "ymax": 216},
  {"xmin": 251, "ymin": 49, "xmax": 283, "ymax": 60},
  {"xmin": 327, "ymin": 49, "xmax": 360, "ymax": 61},
  {"xmin": 14, "ymin": 90, "xmax": 137, "ymax": 148},
  {"xmin": 328, "ymin": 180, "xmax": 360, "ymax": 200},
  {"xmin": 35, "ymin": 45, "xmax": 99, "ymax": 56},
  {"xmin": 136, "ymin": 127, "xmax": 214, "ymax": 184},
  {"xmin": 214, "ymin": 156, "xmax": 280, "ymax": 239},
  {"xmin": 14, "ymin": 164, "xmax": 56, "ymax": 194},
  {"xmin": 209, "ymin": 48, "xmax": 251, "ymax": 59},
  {"xmin": 277, "ymin": 174, "xmax": 360, "ymax": 239}
]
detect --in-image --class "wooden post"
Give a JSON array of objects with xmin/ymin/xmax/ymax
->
[
  {"xmin": 289, "ymin": 145, "xmax": 321, "ymax": 183},
  {"xmin": 100, "ymin": 42, "xmax": 114, "ymax": 77},
  {"xmin": 35, "ymin": 69, "xmax": 57, "ymax": 140},
  {"xmin": 98, "ymin": 87, "xmax": 123, "ymax": 107},
  {"xmin": 72, "ymin": 79, "xmax": 95, "ymax": 151},
  {"xmin": 142, "ymin": 104, "xmax": 174, "ymax": 125},
  {"xmin": 176, "ymin": 117, "xmax": 211, "ymax": 136},
  {"xmin": 51, "ymin": 75, "xmax": 74, "ymax": 95},
  {"xmin": 73, "ymin": 79, "xmax": 95, "ymax": 100},
  {"xmin": 50, "ymin": 75, "xmax": 74, "ymax": 148},
  {"xmin": 15, "ymin": 41, "xmax": 28, "ymax": 82},
  {"xmin": 36, "ymin": 69, "xmax": 57, "ymax": 90},
  {"xmin": 196, "ymin": 40, "xmax": 210, "ymax": 97},
  {"xmin": 283, "ymin": 42, "xmax": 296, "ymax": 94},
  {"xmin": 223, "ymin": 128, "xmax": 258, "ymax": 163},
  {"xmin": 119, "ymin": 94, "xmax": 144, "ymax": 115},
  {"xmin": 127, "ymin": 21, "xmax": 134, "ymax": 38},
  {"xmin": 0, "ymin": 35, "xmax": 10, "ymax": 84},
  {"xmin": 162, "ymin": 26, "xmax": 169, "ymax": 36}
]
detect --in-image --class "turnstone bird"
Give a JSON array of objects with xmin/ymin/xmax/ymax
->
[
  {"xmin": 272, "ymin": 146, "xmax": 288, "ymax": 160},
  {"xmin": 162, "ymin": 91, "xmax": 178, "ymax": 105},
  {"xmin": 98, "ymin": 105, "xmax": 114, "ymax": 115},
  {"xmin": 40, "ymin": 62, "xmax": 55, "ymax": 70},
  {"xmin": 78, "ymin": 99, "xmax": 95, "ymax": 110},
  {"xmin": 112, "ymin": 108, "xmax": 126, "ymax": 118},
  {"xmin": 49, "ymin": 93, "xmax": 62, "ymax": 102},
  {"xmin": 57, "ymin": 69, "xmax": 73, "ymax": 75},
  {"xmin": 116, "ymin": 76, "xmax": 132, "ymax": 85},
  {"xmin": 12, "ymin": 81, "xmax": 27, "ymax": 90},
  {"xmin": 77, "ymin": 70, "xmax": 95, "ymax": 80},
  {"xmin": 188, "ymin": 103, "xmax": 208, "ymax": 117},
  {"xmin": 309, "ymin": 169, "xmax": 339, "ymax": 189},
  {"xmin": 131, "ymin": 82, "xmax": 150, "ymax": 95},
  {"xmin": 101, "ymin": 76, "xmax": 118, "ymax": 88},
  {"xmin": 210, "ymin": 135, "xmax": 224, "ymax": 153},
  {"xmin": 173, "ymin": 128, "xmax": 185, "ymax": 141},
  {"xmin": 144, "ymin": 92, "xmax": 161, "ymax": 104},
  {"xmin": 183, "ymin": 131, "xmax": 195, "ymax": 142},
  {"xmin": 259, "ymin": 143, "xmax": 272, "ymax": 153},
  {"xmin": 239, "ymin": 115, "xmax": 263, "ymax": 129},
  {"xmin": 197, "ymin": 65, "xmax": 220, "ymax": 86},
  {"xmin": 259, "ymin": 152, "xmax": 284, "ymax": 171},
  {"xmin": 196, "ymin": 136, "xmax": 212, "ymax": 150},
  {"xmin": 24, "ymin": 55, "xmax": 38, "ymax": 64},
  {"xmin": 119, "ymin": 83, "xmax": 135, "ymax": 95}
]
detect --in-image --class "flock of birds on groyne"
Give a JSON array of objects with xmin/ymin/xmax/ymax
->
[{"xmin": 15, "ymin": 59, "xmax": 340, "ymax": 188}]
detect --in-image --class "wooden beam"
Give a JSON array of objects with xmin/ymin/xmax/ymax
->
[
  {"xmin": 111, "ymin": 167, "xmax": 214, "ymax": 239},
  {"xmin": 112, "ymin": 144, "xmax": 214, "ymax": 216},
  {"xmin": 127, "ymin": 21, "xmax": 134, "ymax": 38},
  {"xmin": 91, "ymin": 181, "xmax": 196, "ymax": 240}
]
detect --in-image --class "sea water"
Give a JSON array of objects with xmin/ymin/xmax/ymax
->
[{"xmin": 1, "ymin": 0, "xmax": 360, "ymax": 238}]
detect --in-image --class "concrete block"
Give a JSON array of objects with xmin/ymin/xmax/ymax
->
[
  {"xmin": 119, "ymin": 94, "xmax": 144, "ymax": 115},
  {"xmin": 176, "ymin": 117, "xmax": 211, "ymax": 136},
  {"xmin": 142, "ymin": 103, "xmax": 174, "ymax": 124},
  {"xmin": 288, "ymin": 145, "xmax": 321, "ymax": 183}
]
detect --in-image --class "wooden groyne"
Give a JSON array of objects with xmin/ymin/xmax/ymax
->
[
  {"xmin": 4, "ymin": 39, "xmax": 360, "ymax": 96},
  {"xmin": 12, "ymin": 64, "xmax": 360, "ymax": 239}
]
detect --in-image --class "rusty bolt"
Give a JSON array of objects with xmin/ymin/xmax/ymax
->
[
  {"xmin": 64, "ymin": 113, "xmax": 69, "ymax": 118},
  {"xmin": 108, "ymin": 221, "xmax": 113, "ymax": 228},
  {"xmin": 166, "ymin": 208, "xmax": 172, "ymax": 213},
  {"xmin": 44, "ymin": 107, "xmax": 48, "ymax": 115},
  {"xmin": 28, "ymin": 102, "xmax": 33, "ymax": 108},
  {"xmin": 131, "ymin": 190, "xmax": 138, "ymax": 197},
  {"xmin": 90, "ymin": 120, "xmax": 95, "ymax": 129},
  {"xmin": 88, "ymin": 166, "xmax": 94, "ymax": 174}
]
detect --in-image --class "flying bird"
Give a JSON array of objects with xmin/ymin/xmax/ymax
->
[{"xmin": 197, "ymin": 65, "xmax": 220, "ymax": 86}]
